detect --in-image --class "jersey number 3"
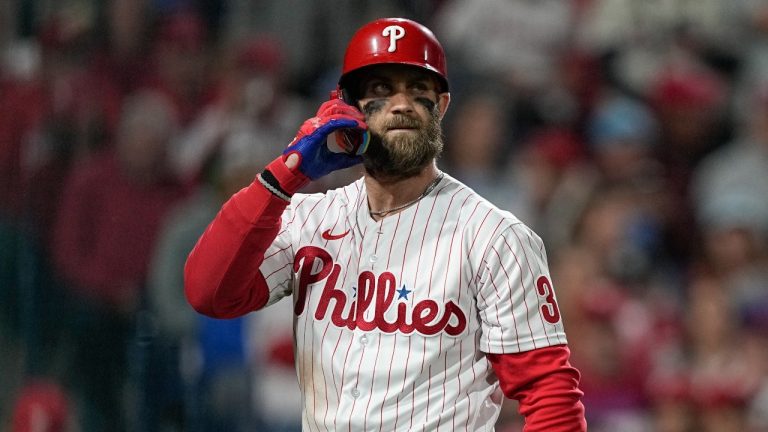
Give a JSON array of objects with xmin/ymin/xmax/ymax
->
[{"xmin": 535, "ymin": 276, "xmax": 561, "ymax": 324}]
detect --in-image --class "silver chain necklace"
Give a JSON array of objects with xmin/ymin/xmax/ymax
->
[{"xmin": 368, "ymin": 172, "xmax": 445, "ymax": 218}]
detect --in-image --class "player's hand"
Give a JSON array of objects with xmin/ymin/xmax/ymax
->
[{"xmin": 283, "ymin": 99, "xmax": 368, "ymax": 180}]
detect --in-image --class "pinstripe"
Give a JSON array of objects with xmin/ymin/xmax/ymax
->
[
  {"xmin": 508, "ymin": 226, "xmax": 552, "ymax": 346},
  {"xmin": 391, "ymin": 199, "xmax": 420, "ymax": 431},
  {"xmin": 369, "ymin": 212, "xmax": 401, "ymax": 429},
  {"xmin": 525, "ymin": 230, "xmax": 565, "ymax": 345},
  {"xmin": 493, "ymin": 237, "xmax": 537, "ymax": 350},
  {"xmin": 306, "ymin": 198, "xmax": 340, "ymax": 431},
  {"xmin": 415, "ymin": 190, "xmax": 444, "ymax": 426},
  {"xmin": 407, "ymin": 195, "xmax": 440, "ymax": 430},
  {"xmin": 316, "ymin": 225, "xmax": 358, "ymax": 431},
  {"xmin": 423, "ymin": 184, "xmax": 460, "ymax": 427},
  {"xmin": 256, "ymin": 174, "xmax": 566, "ymax": 430},
  {"xmin": 299, "ymin": 195, "xmax": 337, "ymax": 432}
]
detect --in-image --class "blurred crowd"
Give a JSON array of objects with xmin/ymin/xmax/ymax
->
[{"xmin": 1, "ymin": 0, "xmax": 768, "ymax": 431}]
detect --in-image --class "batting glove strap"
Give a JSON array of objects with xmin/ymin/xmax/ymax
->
[
  {"xmin": 257, "ymin": 171, "xmax": 291, "ymax": 202},
  {"xmin": 260, "ymin": 156, "xmax": 311, "ymax": 198}
]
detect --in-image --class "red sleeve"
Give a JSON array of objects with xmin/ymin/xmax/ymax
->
[
  {"xmin": 487, "ymin": 345, "xmax": 587, "ymax": 432},
  {"xmin": 184, "ymin": 157, "xmax": 307, "ymax": 318}
]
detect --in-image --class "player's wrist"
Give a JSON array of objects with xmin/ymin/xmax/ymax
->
[
  {"xmin": 261, "ymin": 156, "xmax": 311, "ymax": 199},
  {"xmin": 257, "ymin": 171, "xmax": 291, "ymax": 202}
]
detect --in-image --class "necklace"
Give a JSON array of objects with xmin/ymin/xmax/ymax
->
[{"xmin": 368, "ymin": 172, "xmax": 445, "ymax": 218}]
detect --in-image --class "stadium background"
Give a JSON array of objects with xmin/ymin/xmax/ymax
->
[{"xmin": 1, "ymin": 0, "xmax": 767, "ymax": 431}]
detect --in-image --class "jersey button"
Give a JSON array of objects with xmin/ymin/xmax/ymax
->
[
  {"xmin": 359, "ymin": 335, "xmax": 368, "ymax": 345},
  {"xmin": 369, "ymin": 254, "xmax": 378, "ymax": 263},
  {"xmin": 351, "ymin": 388, "xmax": 360, "ymax": 398}
]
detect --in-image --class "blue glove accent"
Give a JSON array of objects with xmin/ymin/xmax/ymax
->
[{"xmin": 283, "ymin": 117, "xmax": 364, "ymax": 180}]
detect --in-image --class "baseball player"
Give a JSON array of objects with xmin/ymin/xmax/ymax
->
[{"xmin": 185, "ymin": 17, "xmax": 586, "ymax": 431}]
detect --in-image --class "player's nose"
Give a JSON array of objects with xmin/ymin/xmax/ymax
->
[{"xmin": 388, "ymin": 91, "xmax": 415, "ymax": 115}]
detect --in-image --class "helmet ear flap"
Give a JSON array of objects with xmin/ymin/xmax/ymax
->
[
  {"xmin": 334, "ymin": 76, "xmax": 361, "ymax": 107},
  {"xmin": 339, "ymin": 88, "xmax": 357, "ymax": 107}
]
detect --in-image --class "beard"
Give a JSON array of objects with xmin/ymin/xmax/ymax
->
[{"xmin": 362, "ymin": 105, "xmax": 443, "ymax": 180}]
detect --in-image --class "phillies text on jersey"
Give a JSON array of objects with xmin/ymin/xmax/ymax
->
[{"xmin": 258, "ymin": 173, "xmax": 567, "ymax": 431}]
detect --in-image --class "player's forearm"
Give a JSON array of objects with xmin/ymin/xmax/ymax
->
[
  {"xmin": 488, "ymin": 345, "xmax": 587, "ymax": 432},
  {"xmin": 514, "ymin": 368, "xmax": 586, "ymax": 432},
  {"xmin": 184, "ymin": 176, "xmax": 288, "ymax": 318}
]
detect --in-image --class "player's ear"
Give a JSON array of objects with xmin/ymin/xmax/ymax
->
[{"xmin": 437, "ymin": 92, "xmax": 450, "ymax": 119}]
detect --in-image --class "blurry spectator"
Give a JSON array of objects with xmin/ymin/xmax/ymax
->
[
  {"xmin": 0, "ymin": 9, "xmax": 125, "ymax": 415},
  {"xmin": 576, "ymin": 0, "xmax": 746, "ymax": 94},
  {"xmin": 438, "ymin": 0, "xmax": 580, "ymax": 133},
  {"xmin": 678, "ymin": 141, "xmax": 768, "ymax": 432},
  {"xmin": 692, "ymin": 80, "xmax": 768, "ymax": 243},
  {"xmin": 749, "ymin": 368, "xmax": 768, "ymax": 431},
  {"xmin": 220, "ymin": 0, "xmax": 319, "ymax": 89},
  {"xmin": 672, "ymin": 111, "xmax": 768, "ymax": 428},
  {"xmin": 51, "ymin": 90, "xmax": 185, "ymax": 431},
  {"xmin": 512, "ymin": 127, "xmax": 588, "ymax": 250},
  {"xmin": 221, "ymin": 0, "xmax": 427, "ymax": 94},
  {"xmin": 441, "ymin": 87, "xmax": 522, "ymax": 211},
  {"xmin": 552, "ymin": 49, "xmax": 605, "ymax": 132},
  {"xmin": 0, "ymin": 11, "xmax": 122, "ymax": 235},
  {"xmin": 170, "ymin": 35, "xmax": 306, "ymax": 185},
  {"xmin": 88, "ymin": 0, "xmax": 153, "ymax": 96},
  {"xmin": 684, "ymin": 277, "xmax": 762, "ymax": 432},
  {"xmin": 646, "ymin": 63, "xmax": 730, "ymax": 265},
  {"xmin": 4, "ymin": 1, "xmax": 768, "ymax": 431},
  {"xmin": 146, "ymin": 177, "xmax": 212, "ymax": 430},
  {"xmin": 649, "ymin": 64, "xmax": 728, "ymax": 169},
  {"xmin": 436, "ymin": 0, "xmax": 576, "ymax": 93},
  {"xmin": 586, "ymin": 92, "xmax": 679, "ymax": 262},
  {"xmin": 695, "ymin": 191, "xmax": 768, "ymax": 279},
  {"xmin": 11, "ymin": 379, "xmax": 71, "ymax": 432},
  {"xmin": 190, "ymin": 314, "xmax": 251, "ymax": 432},
  {"xmin": 148, "ymin": 40, "xmax": 304, "ymax": 427},
  {"xmin": 643, "ymin": 295, "xmax": 694, "ymax": 432},
  {"xmin": 646, "ymin": 372, "xmax": 696, "ymax": 432},
  {"xmin": 148, "ymin": 132, "xmax": 271, "ymax": 432},
  {"xmin": 247, "ymin": 297, "xmax": 303, "ymax": 432},
  {"xmin": 0, "ymin": 42, "xmax": 40, "ymax": 222},
  {"xmin": 568, "ymin": 182, "xmax": 663, "ymax": 308},
  {"xmin": 576, "ymin": 285, "xmax": 653, "ymax": 431},
  {"xmin": 552, "ymin": 182, "xmax": 682, "ymax": 430},
  {"xmin": 435, "ymin": 0, "xmax": 579, "ymax": 137},
  {"xmin": 552, "ymin": 249, "xmax": 653, "ymax": 431},
  {"xmin": 691, "ymin": 79, "xmax": 768, "ymax": 307},
  {"xmin": 140, "ymin": 9, "xmax": 211, "ymax": 126},
  {"xmin": 587, "ymin": 91, "xmax": 660, "ymax": 183}
]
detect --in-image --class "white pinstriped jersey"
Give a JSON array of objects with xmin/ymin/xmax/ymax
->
[{"xmin": 258, "ymin": 173, "xmax": 567, "ymax": 431}]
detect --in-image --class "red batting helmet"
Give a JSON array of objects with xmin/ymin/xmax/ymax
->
[{"xmin": 338, "ymin": 18, "xmax": 449, "ymax": 98}]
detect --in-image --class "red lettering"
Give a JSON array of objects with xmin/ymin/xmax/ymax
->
[
  {"xmin": 355, "ymin": 272, "xmax": 377, "ymax": 330},
  {"xmin": 444, "ymin": 302, "xmax": 468, "ymax": 336},
  {"xmin": 293, "ymin": 247, "xmax": 468, "ymax": 337},
  {"xmin": 294, "ymin": 246, "xmax": 333, "ymax": 316},
  {"xmin": 315, "ymin": 264, "xmax": 349, "ymax": 328},
  {"xmin": 412, "ymin": 300, "xmax": 439, "ymax": 334},
  {"xmin": 396, "ymin": 302, "xmax": 415, "ymax": 334},
  {"xmin": 536, "ymin": 275, "xmax": 561, "ymax": 324},
  {"xmin": 371, "ymin": 272, "xmax": 397, "ymax": 332}
]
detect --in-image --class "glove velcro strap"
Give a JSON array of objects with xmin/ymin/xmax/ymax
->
[
  {"xmin": 264, "ymin": 156, "xmax": 311, "ymax": 195},
  {"xmin": 257, "ymin": 171, "xmax": 292, "ymax": 202}
]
